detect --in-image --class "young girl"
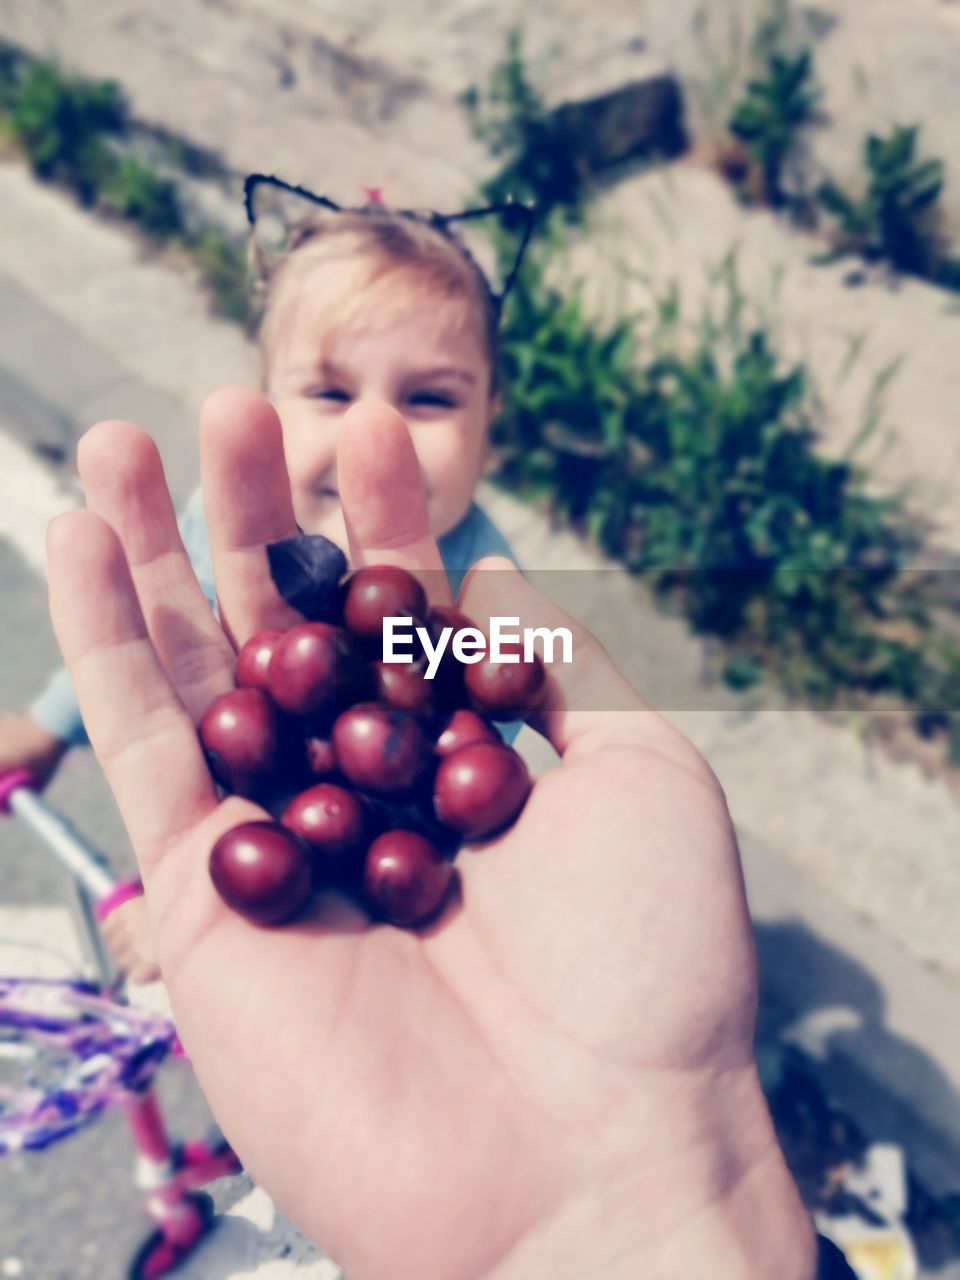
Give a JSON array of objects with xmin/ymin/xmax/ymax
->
[{"xmin": 0, "ymin": 182, "xmax": 526, "ymax": 977}]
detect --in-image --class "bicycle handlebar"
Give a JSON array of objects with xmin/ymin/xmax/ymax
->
[
  {"xmin": 0, "ymin": 767, "xmax": 38, "ymax": 815},
  {"xmin": 0, "ymin": 767, "xmax": 119, "ymax": 902}
]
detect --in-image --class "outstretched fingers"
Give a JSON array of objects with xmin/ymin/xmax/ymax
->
[
  {"xmin": 77, "ymin": 419, "xmax": 235, "ymax": 722},
  {"xmin": 47, "ymin": 510, "xmax": 220, "ymax": 878},
  {"xmin": 200, "ymin": 386, "xmax": 303, "ymax": 646}
]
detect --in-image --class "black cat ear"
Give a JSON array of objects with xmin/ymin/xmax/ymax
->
[
  {"xmin": 244, "ymin": 173, "xmax": 343, "ymax": 280},
  {"xmin": 495, "ymin": 200, "xmax": 537, "ymax": 302},
  {"xmin": 441, "ymin": 198, "xmax": 537, "ymax": 304},
  {"xmin": 499, "ymin": 199, "xmax": 535, "ymax": 235},
  {"xmin": 243, "ymin": 172, "xmax": 536, "ymax": 305}
]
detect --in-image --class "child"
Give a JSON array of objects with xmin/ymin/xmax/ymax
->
[{"xmin": 0, "ymin": 188, "xmax": 523, "ymax": 978}]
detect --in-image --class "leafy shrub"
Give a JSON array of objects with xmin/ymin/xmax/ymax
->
[
  {"xmin": 100, "ymin": 155, "xmax": 183, "ymax": 237},
  {"xmin": 818, "ymin": 125, "xmax": 947, "ymax": 277},
  {"xmin": 461, "ymin": 28, "xmax": 588, "ymax": 224},
  {"xmin": 2, "ymin": 58, "xmax": 124, "ymax": 203},
  {"xmin": 728, "ymin": 49, "xmax": 820, "ymax": 207},
  {"xmin": 0, "ymin": 48, "xmax": 256, "ymax": 307},
  {"xmin": 0, "ymin": 50, "xmax": 188, "ymax": 238},
  {"xmin": 493, "ymin": 236, "xmax": 935, "ymax": 709},
  {"xmin": 0, "ymin": 44, "xmax": 17, "ymax": 111},
  {"xmin": 722, "ymin": 652, "xmax": 764, "ymax": 691}
]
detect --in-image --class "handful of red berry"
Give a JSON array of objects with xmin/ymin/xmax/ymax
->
[{"xmin": 202, "ymin": 538, "xmax": 544, "ymax": 931}]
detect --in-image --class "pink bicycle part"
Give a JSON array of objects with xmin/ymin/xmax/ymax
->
[
  {"xmin": 0, "ymin": 768, "xmax": 38, "ymax": 814},
  {"xmin": 0, "ymin": 773, "xmax": 242, "ymax": 1276},
  {"xmin": 95, "ymin": 877, "xmax": 145, "ymax": 923}
]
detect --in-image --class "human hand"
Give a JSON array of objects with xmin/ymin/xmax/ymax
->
[
  {"xmin": 0, "ymin": 713, "xmax": 68, "ymax": 789},
  {"xmin": 47, "ymin": 387, "xmax": 815, "ymax": 1280},
  {"xmin": 100, "ymin": 893, "xmax": 161, "ymax": 984}
]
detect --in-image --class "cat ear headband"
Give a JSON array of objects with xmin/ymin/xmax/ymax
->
[{"xmin": 243, "ymin": 172, "xmax": 536, "ymax": 319}]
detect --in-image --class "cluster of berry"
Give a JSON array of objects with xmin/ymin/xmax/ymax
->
[{"xmin": 202, "ymin": 542, "xmax": 544, "ymax": 931}]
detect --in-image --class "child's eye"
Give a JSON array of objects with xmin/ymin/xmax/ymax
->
[
  {"xmin": 410, "ymin": 392, "xmax": 455, "ymax": 408},
  {"xmin": 307, "ymin": 387, "xmax": 351, "ymax": 403}
]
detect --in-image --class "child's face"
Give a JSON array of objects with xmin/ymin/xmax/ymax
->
[{"xmin": 266, "ymin": 268, "xmax": 495, "ymax": 551}]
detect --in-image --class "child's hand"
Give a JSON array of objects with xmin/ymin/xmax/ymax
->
[
  {"xmin": 0, "ymin": 714, "xmax": 68, "ymax": 788},
  {"xmin": 101, "ymin": 894, "xmax": 161, "ymax": 984},
  {"xmin": 46, "ymin": 388, "xmax": 815, "ymax": 1280}
]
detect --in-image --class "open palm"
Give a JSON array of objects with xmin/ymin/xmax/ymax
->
[{"xmin": 48, "ymin": 388, "xmax": 808, "ymax": 1280}]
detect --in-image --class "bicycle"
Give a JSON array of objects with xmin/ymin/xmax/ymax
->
[{"xmin": 0, "ymin": 767, "xmax": 243, "ymax": 1279}]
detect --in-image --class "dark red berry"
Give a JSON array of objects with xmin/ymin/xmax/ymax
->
[
  {"xmin": 433, "ymin": 741, "xmax": 531, "ymax": 840},
  {"xmin": 342, "ymin": 565, "xmax": 427, "ymax": 641},
  {"xmin": 363, "ymin": 830, "xmax": 453, "ymax": 926},
  {"xmin": 199, "ymin": 688, "xmax": 280, "ymax": 795},
  {"xmin": 332, "ymin": 703, "xmax": 432, "ymax": 795},
  {"xmin": 303, "ymin": 736, "xmax": 337, "ymax": 779},
  {"xmin": 267, "ymin": 623, "xmax": 361, "ymax": 719},
  {"xmin": 209, "ymin": 821, "xmax": 312, "ymax": 924},
  {"xmin": 282, "ymin": 783, "xmax": 369, "ymax": 883},
  {"xmin": 434, "ymin": 708, "xmax": 498, "ymax": 758},
  {"xmin": 464, "ymin": 642, "xmax": 545, "ymax": 721},
  {"xmin": 373, "ymin": 660, "xmax": 434, "ymax": 717},
  {"xmin": 235, "ymin": 629, "xmax": 285, "ymax": 692}
]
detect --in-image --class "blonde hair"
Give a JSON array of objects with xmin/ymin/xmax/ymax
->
[{"xmin": 254, "ymin": 211, "xmax": 501, "ymax": 397}]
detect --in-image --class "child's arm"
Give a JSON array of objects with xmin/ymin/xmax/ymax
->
[
  {"xmin": 0, "ymin": 707, "xmax": 72, "ymax": 787},
  {"xmin": 0, "ymin": 666, "xmax": 88, "ymax": 793},
  {"xmin": 27, "ymin": 664, "xmax": 89, "ymax": 748}
]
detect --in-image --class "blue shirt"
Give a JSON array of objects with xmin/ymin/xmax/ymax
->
[{"xmin": 31, "ymin": 488, "xmax": 519, "ymax": 746}]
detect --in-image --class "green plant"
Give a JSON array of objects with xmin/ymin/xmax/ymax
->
[
  {"xmin": 99, "ymin": 155, "xmax": 183, "ymax": 236},
  {"xmin": 818, "ymin": 125, "xmax": 946, "ymax": 277},
  {"xmin": 723, "ymin": 653, "xmax": 764, "ymax": 691},
  {"xmin": 188, "ymin": 227, "xmax": 252, "ymax": 325},
  {"xmin": 0, "ymin": 43, "xmax": 17, "ymax": 111},
  {"xmin": 494, "ymin": 229, "xmax": 960, "ymax": 736},
  {"xmin": 728, "ymin": 49, "xmax": 820, "ymax": 206},
  {"xmin": 3, "ymin": 57, "xmax": 124, "ymax": 203},
  {"xmin": 494, "ymin": 239, "xmax": 927, "ymax": 709},
  {"xmin": 0, "ymin": 48, "xmax": 257, "ymax": 314},
  {"xmin": 0, "ymin": 48, "xmax": 187, "ymax": 238},
  {"xmin": 461, "ymin": 28, "xmax": 588, "ymax": 224},
  {"xmin": 688, "ymin": 0, "xmax": 794, "ymax": 144}
]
